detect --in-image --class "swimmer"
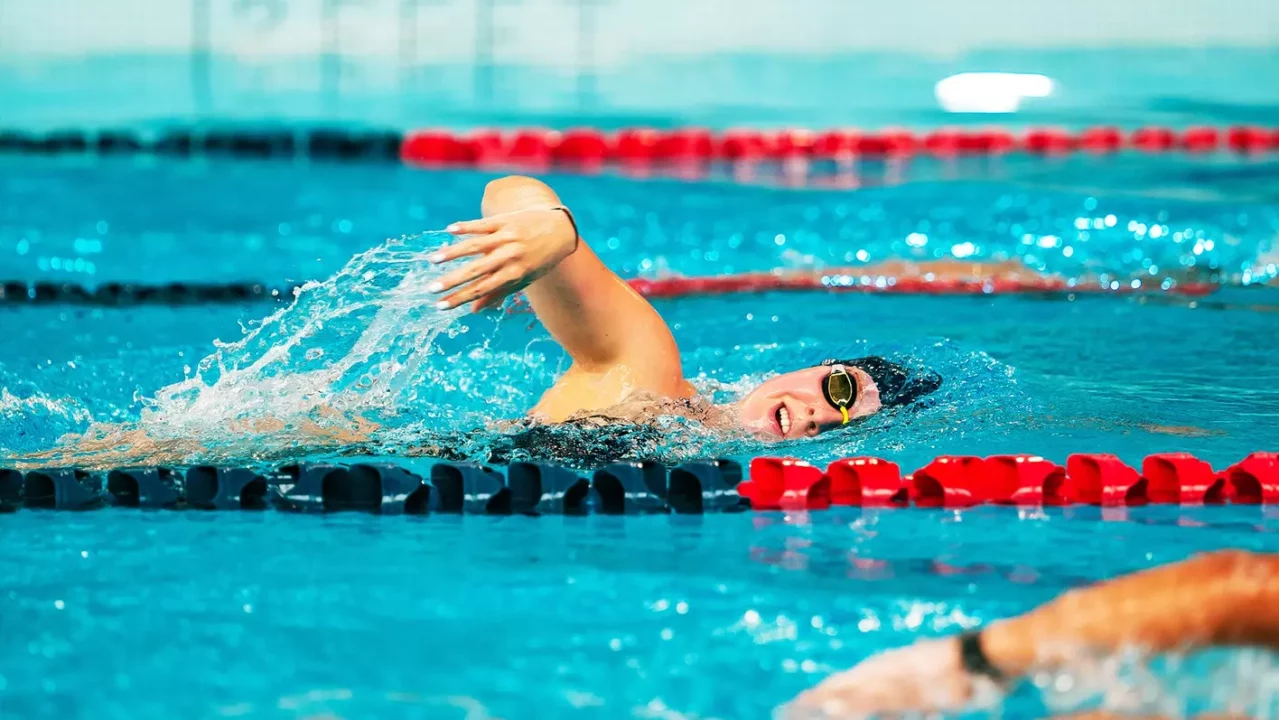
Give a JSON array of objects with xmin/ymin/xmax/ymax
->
[
  {"xmin": 423, "ymin": 175, "xmax": 942, "ymax": 439},
  {"xmin": 789, "ymin": 550, "xmax": 1279, "ymax": 718},
  {"xmin": 25, "ymin": 175, "xmax": 955, "ymax": 468}
]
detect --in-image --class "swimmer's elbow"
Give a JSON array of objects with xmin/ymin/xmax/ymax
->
[{"xmin": 482, "ymin": 176, "xmax": 560, "ymax": 215}]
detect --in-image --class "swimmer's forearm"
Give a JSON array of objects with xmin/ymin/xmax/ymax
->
[
  {"xmin": 480, "ymin": 176, "xmax": 674, "ymax": 369},
  {"xmin": 982, "ymin": 551, "xmax": 1279, "ymax": 678},
  {"xmin": 480, "ymin": 176, "xmax": 601, "ymax": 291},
  {"xmin": 479, "ymin": 175, "xmax": 606, "ymax": 287}
]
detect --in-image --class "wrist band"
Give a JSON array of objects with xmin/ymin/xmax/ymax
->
[
  {"xmin": 549, "ymin": 205, "xmax": 581, "ymax": 253},
  {"xmin": 958, "ymin": 631, "xmax": 1005, "ymax": 682}
]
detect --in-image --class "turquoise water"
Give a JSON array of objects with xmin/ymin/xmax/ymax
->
[
  {"xmin": 1, "ymin": 155, "xmax": 1277, "ymax": 468},
  {"xmin": 2, "ymin": 154, "xmax": 1279, "ymax": 717},
  {"xmin": 4, "ymin": 507, "xmax": 1279, "ymax": 718}
]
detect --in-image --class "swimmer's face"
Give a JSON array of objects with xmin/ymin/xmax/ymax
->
[{"xmin": 737, "ymin": 365, "xmax": 882, "ymax": 441}]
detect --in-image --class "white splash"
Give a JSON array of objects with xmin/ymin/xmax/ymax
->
[
  {"xmin": 0, "ymin": 387, "xmax": 93, "ymax": 424},
  {"xmin": 136, "ymin": 230, "xmax": 472, "ymax": 450}
]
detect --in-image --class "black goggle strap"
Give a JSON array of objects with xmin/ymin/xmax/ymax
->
[{"xmin": 821, "ymin": 362, "xmax": 856, "ymax": 425}]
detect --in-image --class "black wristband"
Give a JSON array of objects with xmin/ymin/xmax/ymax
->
[
  {"xmin": 958, "ymin": 630, "xmax": 1005, "ymax": 682},
  {"xmin": 550, "ymin": 205, "xmax": 580, "ymax": 253}
]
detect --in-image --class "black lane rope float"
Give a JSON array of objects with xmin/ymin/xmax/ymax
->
[
  {"xmin": 0, "ymin": 460, "xmax": 746, "ymax": 516},
  {"xmin": 0, "ymin": 128, "xmax": 403, "ymax": 162},
  {"xmin": 0, "ymin": 281, "xmax": 300, "ymax": 306}
]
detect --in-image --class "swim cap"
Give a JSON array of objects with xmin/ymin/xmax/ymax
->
[{"xmin": 825, "ymin": 355, "xmax": 942, "ymax": 408}]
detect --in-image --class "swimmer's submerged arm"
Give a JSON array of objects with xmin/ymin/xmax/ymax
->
[
  {"xmin": 792, "ymin": 551, "xmax": 1279, "ymax": 716},
  {"xmin": 982, "ymin": 550, "xmax": 1279, "ymax": 676},
  {"xmin": 458, "ymin": 176, "xmax": 683, "ymax": 375}
]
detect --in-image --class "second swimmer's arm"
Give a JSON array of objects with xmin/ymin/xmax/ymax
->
[
  {"xmin": 793, "ymin": 550, "xmax": 1279, "ymax": 716},
  {"xmin": 982, "ymin": 549, "xmax": 1279, "ymax": 676}
]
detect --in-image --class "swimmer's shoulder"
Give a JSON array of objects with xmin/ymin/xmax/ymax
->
[{"xmin": 532, "ymin": 363, "xmax": 694, "ymax": 423}]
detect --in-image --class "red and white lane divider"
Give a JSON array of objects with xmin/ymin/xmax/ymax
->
[{"xmin": 738, "ymin": 452, "xmax": 1279, "ymax": 510}]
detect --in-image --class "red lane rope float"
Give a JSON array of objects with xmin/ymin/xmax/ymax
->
[
  {"xmin": 1225, "ymin": 453, "xmax": 1279, "ymax": 504},
  {"xmin": 740, "ymin": 452, "xmax": 1279, "ymax": 509},
  {"xmin": 401, "ymin": 126, "xmax": 1279, "ymax": 166},
  {"xmin": 624, "ymin": 273, "xmax": 1218, "ymax": 299}
]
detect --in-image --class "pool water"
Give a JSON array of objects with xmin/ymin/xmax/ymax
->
[
  {"xmin": 1, "ymin": 155, "xmax": 1277, "ymax": 468},
  {"xmin": 2, "ymin": 153, "xmax": 1279, "ymax": 717},
  {"xmin": 5, "ymin": 507, "xmax": 1279, "ymax": 719}
]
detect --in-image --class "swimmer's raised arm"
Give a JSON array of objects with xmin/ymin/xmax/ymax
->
[
  {"xmin": 790, "ymin": 550, "xmax": 1279, "ymax": 716},
  {"xmin": 430, "ymin": 175, "xmax": 685, "ymax": 379}
]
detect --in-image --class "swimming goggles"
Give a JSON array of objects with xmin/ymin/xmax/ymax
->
[{"xmin": 821, "ymin": 361, "xmax": 859, "ymax": 425}]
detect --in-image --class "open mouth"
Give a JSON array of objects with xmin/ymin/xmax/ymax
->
[{"xmin": 774, "ymin": 403, "xmax": 792, "ymax": 437}]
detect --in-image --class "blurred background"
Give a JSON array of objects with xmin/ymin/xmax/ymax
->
[{"xmin": 3, "ymin": 0, "xmax": 1279, "ymax": 130}]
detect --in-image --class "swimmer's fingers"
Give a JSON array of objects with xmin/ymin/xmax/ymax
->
[
  {"xmin": 430, "ymin": 252, "xmax": 506, "ymax": 295},
  {"xmin": 471, "ymin": 290, "xmax": 511, "ymax": 312},
  {"xmin": 445, "ymin": 218, "xmax": 502, "ymax": 237},
  {"xmin": 428, "ymin": 233, "xmax": 504, "ymax": 264},
  {"xmin": 437, "ymin": 267, "xmax": 522, "ymax": 311}
]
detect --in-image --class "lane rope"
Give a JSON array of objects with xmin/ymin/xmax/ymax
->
[
  {"xmin": 2, "ymin": 452, "xmax": 1274, "ymax": 514},
  {"xmin": 1, "ymin": 126, "xmax": 1276, "ymax": 167},
  {"xmin": 0, "ymin": 273, "xmax": 1219, "ymax": 307}
]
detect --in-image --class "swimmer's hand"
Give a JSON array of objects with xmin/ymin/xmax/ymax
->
[
  {"xmin": 430, "ymin": 207, "xmax": 578, "ymax": 312},
  {"xmin": 786, "ymin": 637, "xmax": 980, "ymax": 718}
]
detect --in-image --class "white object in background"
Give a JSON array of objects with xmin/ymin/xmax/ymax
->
[{"xmin": 934, "ymin": 72, "xmax": 1055, "ymax": 113}]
